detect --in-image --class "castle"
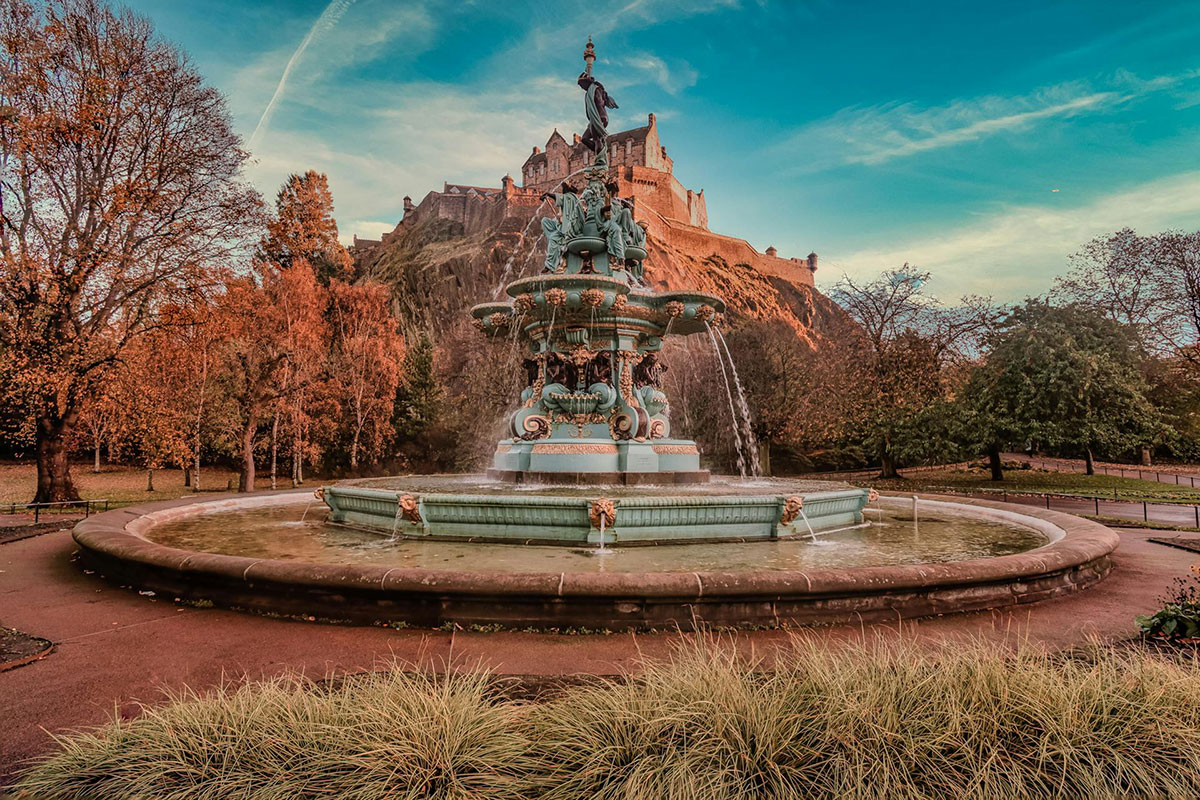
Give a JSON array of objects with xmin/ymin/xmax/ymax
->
[{"xmin": 353, "ymin": 113, "xmax": 818, "ymax": 285}]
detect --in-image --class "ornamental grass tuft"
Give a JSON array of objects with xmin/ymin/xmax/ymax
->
[{"xmin": 15, "ymin": 638, "xmax": 1200, "ymax": 799}]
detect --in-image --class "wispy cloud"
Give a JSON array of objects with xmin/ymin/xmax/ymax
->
[
  {"xmin": 616, "ymin": 53, "xmax": 698, "ymax": 94},
  {"xmin": 832, "ymin": 169, "xmax": 1200, "ymax": 300},
  {"xmin": 248, "ymin": 0, "xmax": 357, "ymax": 149},
  {"xmin": 784, "ymin": 68, "xmax": 1200, "ymax": 170}
]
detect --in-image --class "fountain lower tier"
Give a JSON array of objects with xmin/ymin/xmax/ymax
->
[
  {"xmin": 488, "ymin": 437, "xmax": 708, "ymax": 485},
  {"xmin": 321, "ymin": 479, "xmax": 870, "ymax": 546}
]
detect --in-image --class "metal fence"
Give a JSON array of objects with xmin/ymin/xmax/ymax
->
[
  {"xmin": 1023, "ymin": 458, "xmax": 1200, "ymax": 488},
  {"xmin": 924, "ymin": 488, "xmax": 1200, "ymax": 529},
  {"xmin": 3, "ymin": 499, "xmax": 110, "ymax": 524}
]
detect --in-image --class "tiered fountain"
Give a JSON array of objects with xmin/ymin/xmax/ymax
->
[
  {"xmin": 320, "ymin": 39, "xmax": 871, "ymax": 545},
  {"xmin": 70, "ymin": 41, "xmax": 1118, "ymax": 631}
]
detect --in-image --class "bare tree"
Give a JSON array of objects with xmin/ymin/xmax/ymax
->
[
  {"xmin": 0, "ymin": 0, "xmax": 261, "ymax": 502},
  {"xmin": 831, "ymin": 265, "xmax": 994, "ymax": 478}
]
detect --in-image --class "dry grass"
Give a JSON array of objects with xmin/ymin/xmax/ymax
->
[
  {"xmin": 0, "ymin": 462, "xmax": 300, "ymax": 507},
  {"xmin": 15, "ymin": 670, "xmax": 533, "ymax": 800},
  {"xmin": 15, "ymin": 639, "xmax": 1200, "ymax": 799}
]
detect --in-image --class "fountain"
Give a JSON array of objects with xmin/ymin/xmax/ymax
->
[
  {"xmin": 320, "ymin": 38, "xmax": 871, "ymax": 545},
  {"xmin": 68, "ymin": 40, "xmax": 1120, "ymax": 630}
]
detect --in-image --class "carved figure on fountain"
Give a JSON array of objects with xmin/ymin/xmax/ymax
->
[
  {"xmin": 474, "ymin": 38, "xmax": 723, "ymax": 481},
  {"xmin": 539, "ymin": 187, "xmax": 583, "ymax": 273}
]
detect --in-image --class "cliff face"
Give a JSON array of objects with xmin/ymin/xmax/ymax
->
[{"xmin": 356, "ymin": 207, "xmax": 856, "ymax": 348}]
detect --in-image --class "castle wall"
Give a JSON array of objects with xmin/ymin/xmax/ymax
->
[{"xmin": 364, "ymin": 114, "xmax": 812, "ymax": 289}]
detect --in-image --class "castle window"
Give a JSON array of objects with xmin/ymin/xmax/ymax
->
[{"xmin": 625, "ymin": 139, "xmax": 632, "ymax": 162}]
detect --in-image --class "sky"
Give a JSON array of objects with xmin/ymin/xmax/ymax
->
[{"xmin": 123, "ymin": 0, "xmax": 1200, "ymax": 302}]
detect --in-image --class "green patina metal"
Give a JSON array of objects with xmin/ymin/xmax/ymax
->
[
  {"xmin": 322, "ymin": 38, "xmax": 871, "ymax": 546},
  {"xmin": 324, "ymin": 485, "xmax": 870, "ymax": 546},
  {"xmin": 465, "ymin": 40, "xmax": 725, "ymax": 482}
]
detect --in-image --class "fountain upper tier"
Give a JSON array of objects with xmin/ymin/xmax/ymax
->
[{"xmin": 463, "ymin": 40, "xmax": 742, "ymax": 485}]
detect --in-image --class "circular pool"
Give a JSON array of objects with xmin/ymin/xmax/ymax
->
[{"xmin": 72, "ymin": 491, "xmax": 1118, "ymax": 630}]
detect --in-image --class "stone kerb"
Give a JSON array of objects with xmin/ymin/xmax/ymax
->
[{"xmin": 72, "ymin": 492, "xmax": 1119, "ymax": 630}]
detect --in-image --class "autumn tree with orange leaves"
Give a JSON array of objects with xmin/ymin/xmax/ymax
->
[
  {"xmin": 0, "ymin": 0, "xmax": 261, "ymax": 502},
  {"xmin": 261, "ymin": 170, "xmax": 353, "ymax": 286},
  {"xmin": 328, "ymin": 280, "xmax": 404, "ymax": 469}
]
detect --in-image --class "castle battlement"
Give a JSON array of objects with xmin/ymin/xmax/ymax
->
[{"xmin": 357, "ymin": 115, "xmax": 815, "ymax": 287}]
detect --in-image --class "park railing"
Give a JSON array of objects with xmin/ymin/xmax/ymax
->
[
  {"xmin": 914, "ymin": 487, "xmax": 1200, "ymax": 529},
  {"xmin": 1023, "ymin": 458, "xmax": 1200, "ymax": 488},
  {"xmin": 3, "ymin": 499, "xmax": 111, "ymax": 524}
]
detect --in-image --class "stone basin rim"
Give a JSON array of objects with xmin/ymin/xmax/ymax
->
[{"xmin": 72, "ymin": 490, "xmax": 1117, "ymax": 615}]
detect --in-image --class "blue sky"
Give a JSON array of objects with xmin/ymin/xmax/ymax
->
[{"xmin": 125, "ymin": 0, "xmax": 1200, "ymax": 301}]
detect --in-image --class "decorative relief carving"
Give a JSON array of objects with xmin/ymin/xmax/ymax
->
[
  {"xmin": 397, "ymin": 494, "xmax": 423, "ymax": 524},
  {"xmin": 695, "ymin": 304, "xmax": 716, "ymax": 322},
  {"xmin": 472, "ymin": 318, "xmax": 485, "ymax": 331},
  {"xmin": 489, "ymin": 312, "xmax": 510, "ymax": 328},
  {"xmin": 867, "ymin": 488, "xmax": 880, "ymax": 504},
  {"xmin": 780, "ymin": 495, "xmax": 804, "ymax": 525},
  {"xmin": 647, "ymin": 419, "xmax": 666, "ymax": 439},
  {"xmin": 514, "ymin": 293, "xmax": 536, "ymax": 313},
  {"xmin": 663, "ymin": 300, "xmax": 685, "ymax": 318},
  {"xmin": 531, "ymin": 443, "xmax": 618, "ymax": 454},
  {"xmin": 611, "ymin": 293, "xmax": 628, "ymax": 313},
  {"xmin": 495, "ymin": 443, "xmax": 513, "ymax": 453},
  {"xmin": 545, "ymin": 288, "xmax": 567, "ymax": 306},
  {"xmin": 580, "ymin": 287, "xmax": 605, "ymax": 307},
  {"xmin": 652, "ymin": 444, "xmax": 697, "ymax": 455},
  {"xmin": 519, "ymin": 415, "xmax": 551, "ymax": 441},
  {"xmin": 589, "ymin": 497, "xmax": 617, "ymax": 529},
  {"xmin": 313, "ymin": 487, "xmax": 325, "ymax": 500}
]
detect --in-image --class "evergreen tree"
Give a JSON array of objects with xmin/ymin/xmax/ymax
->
[{"xmin": 966, "ymin": 300, "xmax": 1162, "ymax": 475}]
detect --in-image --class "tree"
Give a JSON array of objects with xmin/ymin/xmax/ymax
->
[
  {"xmin": 831, "ymin": 265, "xmax": 992, "ymax": 478},
  {"xmin": 260, "ymin": 170, "xmax": 353, "ymax": 285},
  {"xmin": 969, "ymin": 301, "xmax": 1161, "ymax": 475},
  {"xmin": 0, "ymin": 0, "xmax": 260, "ymax": 502},
  {"xmin": 1057, "ymin": 228, "xmax": 1200, "ymax": 463},
  {"xmin": 328, "ymin": 280, "xmax": 403, "ymax": 470},
  {"xmin": 213, "ymin": 263, "xmax": 327, "ymax": 492},
  {"xmin": 392, "ymin": 331, "xmax": 447, "ymax": 470}
]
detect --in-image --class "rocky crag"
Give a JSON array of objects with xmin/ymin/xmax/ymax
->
[{"xmin": 351, "ymin": 116, "xmax": 856, "ymax": 347}]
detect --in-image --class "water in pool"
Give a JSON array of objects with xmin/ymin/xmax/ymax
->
[{"xmin": 145, "ymin": 504, "xmax": 1049, "ymax": 573}]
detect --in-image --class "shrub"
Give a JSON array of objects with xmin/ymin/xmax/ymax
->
[
  {"xmin": 15, "ymin": 669, "xmax": 533, "ymax": 800},
  {"xmin": 1137, "ymin": 564, "xmax": 1200, "ymax": 643},
  {"xmin": 15, "ymin": 639, "xmax": 1200, "ymax": 799}
]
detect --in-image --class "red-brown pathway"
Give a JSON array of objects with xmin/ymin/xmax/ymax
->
[{"xmin": 1, "ymin": 526, "xmax": 1197, "ymax": 784}]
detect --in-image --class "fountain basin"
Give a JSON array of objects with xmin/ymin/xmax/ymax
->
[
  {"xmin": 322, "ymin": 478, "xmax": 869, "ymax": 545},
  {"xmin": 71, "ymin": 491, "xmax": 1119, "ymax": 630}
]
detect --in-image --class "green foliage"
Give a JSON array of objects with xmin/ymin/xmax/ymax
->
[
  {"xmin": 1136, "ymin": 605, "xmax": 1200, "ymax": 640},
  {"xmin": 393, "ymin": 331, "xmax": 442, "ymax": 441},
  {"xmin": 18, "ymin": 639, "xmax": 1200, "ymax": 799},
  {"xmin": 1137, "ymin": 566, "xmax": 1200, "ymax": 642},
  {"xmin": 966, "ymin": 300, "xmax": 1162, "ymax": 465}
]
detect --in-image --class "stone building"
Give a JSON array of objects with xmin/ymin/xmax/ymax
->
[{"xmin": 357, "ymin": 114, "xmax": 817, "ymax": 286}]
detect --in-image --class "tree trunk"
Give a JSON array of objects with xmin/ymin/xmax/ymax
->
[
  {"xmin": 988, "ymin": 445, "xmax": 1003, "ymax": 481},
  {"xmin": 350, "ymin": 426, "xmax": 360, "ymax": 471},
  {"xmin": 93, "ymin": 442, "xmax": 101, "ymax": 473},
  {"xmin": 270, "ymin": 414, "xmax": 279, "ymax": 491},
  {"xmin": 183, "ymin": 467, "xmax": 191, "ymax": 487},
  {"xmin": 758, "ymin": 439, "xmax": 771, "ymax": 477},
  {"xmin": 879, "ymin": 452, "xmax": 900, "ymax": 480},
  {"xmin": 33, "ymin": 411, "xmax": 81, "ymax": 504},
  {"xmin": 146, "ymin": 468, "xmax": 155, "ymax": 492},
  {"xmin": 239, "ymin": 417, "xmax": 256, "ymax": 492},
  {"xmin": 1084, "ymin": 447, "xmax": 1095, "ymax": 476},
  {"xmin": 1140, "ymin": 445, "xmax": 1152, "ymax": 466},
  {"xmin": 194, "ymin": 450, "xmax": 201, "ymax": 492}
]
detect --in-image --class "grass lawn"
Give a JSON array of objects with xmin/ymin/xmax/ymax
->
[
  {"xmin": 0, "ymin": 462, "xmax": 310, "ymax": 509},
  {"xmin": 861, "ymin": 465, "xmax": 1200, "ymax": 503}
]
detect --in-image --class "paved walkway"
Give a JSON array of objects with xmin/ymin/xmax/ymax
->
[{"xmin": 1, "ymin": 526, "xmax": 1198, "ymax": 783}]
